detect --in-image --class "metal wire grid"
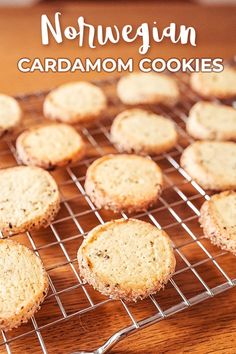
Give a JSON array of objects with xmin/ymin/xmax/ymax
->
[{"xmin": 0, "ymin": 74, "xmax": 235, "ymax": 354}]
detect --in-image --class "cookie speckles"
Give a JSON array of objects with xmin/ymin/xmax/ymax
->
[
  {"xmin": 85, "ymin": 154, "xmax": 163, "ymax": 213},
  {"xmin": 200, "ymin": 191, "xmax": 236, "ymax": 255},
  {"xmin": 0, "ymin": 166, "xmax": 60, "ymax": 235},
  {"xmin": 78, "ymin": 218, "xmax": 176, "ymax": 302},
  {"xmin": 43, "ymin": 81, "xmax": 107, "ymax": 124},
  {"xmin": 16, "ymin": 123, "xmax": 85, "ymax": 170},
  {"xmin": 117, "ymin": 73, "xmax": 180, "ymax": 106},
  {"xmin": 0, "ymin": 239, "xmax": 49, "ymax": 331},
  {"xmin": 190, "ymin": 68, "xmax": 236, "ymax": 99},
  {"xmin": 0, "ymin": 94, "xmax": 22, "ymax": 137},
  {"xmin": 180, "ymin": 141, "xmax": 236, "ymax": 191},
  {"xmin": 111, "ymin": 109, "xmax": 178, "ymax": 155},
  {"xmin": 186, "ymin": 101, "xmax": 236, "ymax": 141}
]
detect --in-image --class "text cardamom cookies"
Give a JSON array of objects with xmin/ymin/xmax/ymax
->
[
  {"xmin": 117, "ymin": 72, "xmax": 180, "ymax": 106},
  {"xmin": 0, "ymin": 239, "xmax": 49, "ymax": 331},
  {"xmin": 110, "ymin": 109, "xmax": 178, "ymax": 155},
  {"xmin": 0, "ymin": 166, "xmax": 60, "ymax": 234},
  {"xmin": 0, "ymin": 94, "xmax": 22, "ymax": 137},
  {"xmin": 43, "ymin": 81, "xmax": 107, "ymax": 124},
  {"xmin": 78, "ymin": 218, "xmax": 176, "ymax": 301},
  {"xmin": 186, "ymin": 101, "xmax": 236, "ymax": 141},
  {"xmin": 180, "ymin": 141, "xmax": 236, "ymax": 191},
  {"xmin": 16, "ymin": 123, "xmax": 85, "ymax": 169},
  {"xmin": 200, "ymin": 191, "xmax": 236, "ymax": 255},
  {"xmin": 190, "ymin": 67, "xmax": 236, "ymax": 99},
  {"xmin": 85, "ymin": 154, "xmax": 163, "ymax": 213}
]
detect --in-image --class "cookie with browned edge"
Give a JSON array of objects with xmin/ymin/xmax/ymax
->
[
  {"xmin": 111, "ymin": 109, "xmax": 178, "ymax": 155},
  {"xmin": 16, "ymin": 123, "xmax": 85, "ymax": 169},
  {"xmin": 117, "ymin": 73, "xmax": 180, "ymax": 106},
  {"xmin": 180, "ymin": 141, "xmax": 236, "ymax": 191},
  {"xmin": 0, "ymin": 94, "xmax": 22, "ymax": 137},
  {"xmin": 186, "ymin": 101, "xmax": 236, "ymax": 141},
  {"xmin": 190, "ymin": 67, "xmax": 236, "ymax": 99},
  {"xmin": 200, "ymin": 191, "xmax": 236, "ymax": 255},
  {"xmin": 0, "ymin": 239, "xmax": 49, "ymax": 331},
  {"xmin": 0, "ymin": 166, "xmax": 60, "ymax": 234},
  {"xmin": 44, "ymin": 81, "xmax": 107, "ymax": 124},
  {"xmin": 85, "ymin": 154, "xmax": 163, "ymax": 213},
  {"xmin": 78, "ymin": 218, "xmax": 176, "ymax": 301}
]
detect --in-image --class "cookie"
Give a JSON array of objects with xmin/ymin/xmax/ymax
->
[
  {"xmin": 190, "ymin": 67, "xmax": 236, "ymax": 99},
  {"xmin": 0, "ymin": 94, "xmax": 22, "ymax": 137},
  {"xmin": 16, "ymin": 123, "xmax": 85, "ymax": 169},
  {"xmin": 110, "ymin": 109, "xmax": 178, "ymax": 155},
  {"xmin": 200, "ymin": 191, "xmax": 236, "ymax": 255},
  {"xmin": 0, "ymin": 239, "xmax": 49, "ymax": 331},
  {"xmin": 186, "ymin": 101, "xmax": 236, "ymax": 141},
  {"xmin": 117, "ymin": 72, "xmax": 180, "ymax": 106},
  {"xmin": 43, "ymin": 81, "xmax": 107, "ymax": 124},
  {"xmin": 78, "ymin": 218, "xmax": 176, "ymax": 301},
  {"xmin": 0, "ymin": 166, "xmax": 60, "ymax": 234},
  {"xmin": 180, "ymin": 141, "xmax": 236, "ymax": 191},
  {"xmin": 85, "ymin": 154, "xmax": 163, "ymax": 213}
]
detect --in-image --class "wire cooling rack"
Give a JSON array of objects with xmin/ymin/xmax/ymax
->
[{"xmin": 0, "ymin": 72, "xmax": 236, "ymax": 354}]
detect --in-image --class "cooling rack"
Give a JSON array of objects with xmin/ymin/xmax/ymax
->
[{"xmin": 0, "ymin": 72, "xmax": 236, "ymax": 354}]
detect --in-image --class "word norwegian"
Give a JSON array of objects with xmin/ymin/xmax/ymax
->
[{"xmin": 41, "ymin": 13, "xmax": 196, "ymax": 55}]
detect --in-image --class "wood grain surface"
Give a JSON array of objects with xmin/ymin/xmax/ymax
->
[{"xmin": 0, "ymin": 2, "xmax": 236, "ymax": 354}]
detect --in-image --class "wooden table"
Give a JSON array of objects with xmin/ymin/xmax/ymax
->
[{"xmin": 0, "ymin": 2, "xmax": 236, "ymax": 354}]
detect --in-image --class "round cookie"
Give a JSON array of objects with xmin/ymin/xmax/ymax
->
[
  {"xmin": 0, "ymin": 94, "xmax": 22, "ymax": 137},
  {"xmin": 117, "ymin": 72, "xmax": 180, "ymax": 106},
  {"xmin": 78, "ymin": 218, "xmax": 176, "ymax": 301},
  {"xmin": 180, "ymin": 141, "xmax": 236, "ymax": 191},
  {"xmin": 0, "ymin": 239, "xmax": 49, "ymax": 331},
  {"xmin": 110, "ymin": 109, "xmax": 178, "ymax": 155},
  {"xmin": 200, "ymin": 191, "xmax": 236, "ymax": 255},
  {"xmin": 43, "ymin": 81, "xmax": 107, "ymax": 124},
  {"xmin": 0, "ymin": 166, "xmax": 60, "ymax": 234},
  {"xmin": 84, "ymin": 154, "xmax": 163, "ymax": 213},
  {"xmin": 16, "ymin": 123, "xmax": 85, "ymax": 170},
  {"xmin": 186, "ymin": 101, "xmax": 236, "ymax": 141},
  {"xmin": 190, "ymin": 67, "xmax": 236, "ymax": 99}
]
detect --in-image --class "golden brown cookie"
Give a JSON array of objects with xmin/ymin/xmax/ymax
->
[
  {"xmin": 0, "ymin": 94, "xmax": 22, "ymax": 137},
  {"xmin": 117, "ymin": 73, "xmax": 180, "ymax": 106},
  {"xmin": 0, "ymin": 166, "xmax": 60, "ymax": 234},
  {"xmin": 200, "ymin": 191, "xmax": 236, "ymax": 255},
  {"xmin": 186, "ymin": 101, "xmax": 236, "ymax": 141},
  {"xmin": 16, "ymin": 123, "xmax": 85, "ymax": 169},
  {"xmin": 0, "ymin": 239, "xmax": 49, "ymax": 331},
  {"xmin": 190, "ymin": 67, "xmax": 236, "ymax": 99},
  {"xmin": 78, "ymin": 218, "xmax": 176, "ymax": 301},
  {"xmin": 43, "ymin": 81, "xmax": 107, "ymax": 124},
  {"xmin": 85, "ymin": 154, "xmax": 163, "ymax": 213},
  {"xmin": 111, "ymin": 109, "xmax": 178, "ymax": 154},
  {"xmin": 180, "ymin": 141, "xmax": 236, "ymax": 191}
]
